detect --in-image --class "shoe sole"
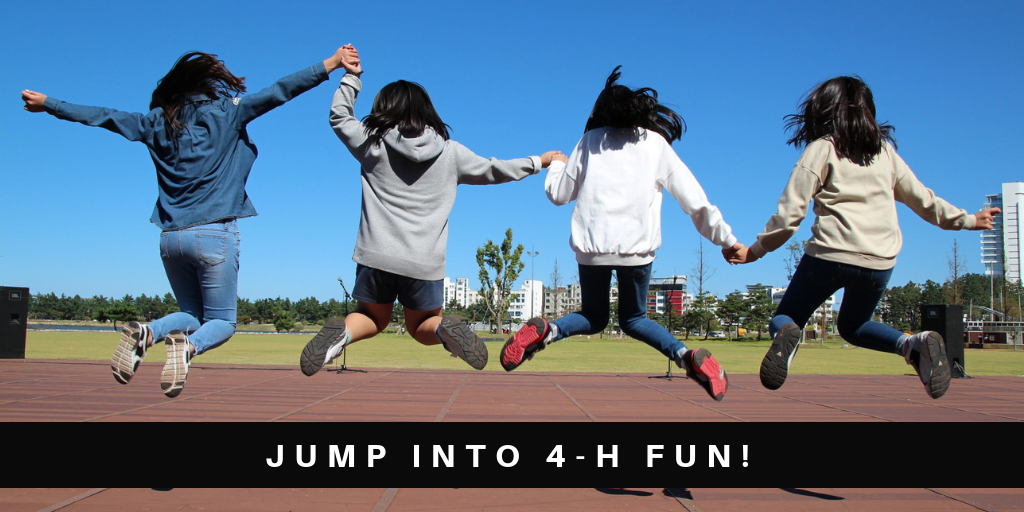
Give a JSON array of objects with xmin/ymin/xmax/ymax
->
[
  {"xmin": 500, "ymin": 318, "xmax": 549, "ymax": 371},
  {"xmin": 691, "ymin": 348, "xmax": 728, "ymax": 401},
  {"xmin": 760, "ymin": 322, "xmax": 801, "ymax": 390},
  {"xmin": 438, "ymin": 316, "xmax": 488, "ymax": 370},
  {"xmin": 921, "ymin": 331, "xmax": 951, "ymax": 399},
  {"xmin": 111, "ymin": 321, "xmax": 143, "ymax": 384},
  {"xmin": 160, "ymin": 333, "xmax": 189, "ymax": 398},
  {"xmin": 300, "ymin": 317, "xmax": 348, "ymax": 376}
]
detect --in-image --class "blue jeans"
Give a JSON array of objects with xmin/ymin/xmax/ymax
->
[
  {"xmin": 769, "ymin": 255, "xmax": 903, "ymax": 354},
  {"xmin": 551, "ymin": 263, "xmax": 686, "ymax": 359},
  {"xmin": 149, "ymin": 220, "xmax": 239, "ymax": 356}
]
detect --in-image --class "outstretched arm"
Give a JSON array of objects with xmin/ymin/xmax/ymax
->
[
  {"xmin": 232, "ymin": 46, "xmax": 350, "ymax": 126},
  {"xmin": 22, "ymin": 89, "xmax": 154, "ymax": 142}
]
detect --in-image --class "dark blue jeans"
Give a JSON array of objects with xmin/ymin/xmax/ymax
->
[
  {"xmin": 769, "ymin": 255, "xmax": 903, "ymax": 354},
  {"xmin": 551, "ymin": 263, "xmax": 686, "ymax": 359}
]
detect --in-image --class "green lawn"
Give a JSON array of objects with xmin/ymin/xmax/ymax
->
[{"xmin": 23, "ymin": 330, "xmax": 1024, "ymax": 376}]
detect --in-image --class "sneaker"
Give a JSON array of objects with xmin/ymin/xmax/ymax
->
[
  {"xmin": 161, "ymin": 330, "xmax": 192, "ymax": 398},
  {"xmin": 500, "ymin": 317, "xmax": 551, "ymax": 371},
  {"xmin": 760, "ymin": 322, "xmax": 801, "ymax": 390},
  {"xmin": 436, "ymin": 315, "xmax": 488, "ymax": 370},
  {"xmin": 300, "ymin": 317, "xmax": 350, "ymax": 376},
  {"xmin": 677, "ymin": 348, "xmax": 728, "ymax": 401},
  {"xmin": 903, "ymin": 331, "xmax": 950, "ymax": 399},
  {"xmin": 111, "ymin": 321, "xmax": 152, "ymax": 384}
]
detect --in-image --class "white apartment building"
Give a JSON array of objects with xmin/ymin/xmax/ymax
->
[
  {"xmin": 982, "ymin": 182, "xmax": 1024, "ymax": 283},
  {"xmin": 508, "ymin": 280, "xmax": 544, "ymax": 321},
  {"xmin": 443, "ymin": 277, "xmax": 483, "ymax": 309}
]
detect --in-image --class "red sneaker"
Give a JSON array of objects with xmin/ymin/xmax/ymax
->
[
  {"xmin": 681, "ymin": 348, "xmax": 728, "ymax": 401},
  {"xmin": 500, "ymin": 317, "xmax": 550, "ymax": 371}
]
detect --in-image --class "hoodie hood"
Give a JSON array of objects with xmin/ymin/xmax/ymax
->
[{"xmin": 382, "ymin": 127, "xmax": 446, "ymax": 163}]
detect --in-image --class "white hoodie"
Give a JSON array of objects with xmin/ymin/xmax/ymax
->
[{"xmin": 546, "ymin": 127, "xmax": 736, "ymax": 266}]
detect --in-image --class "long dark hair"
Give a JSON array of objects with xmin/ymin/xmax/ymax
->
[
  {"xmin": 150, "ymin": 52, "xmax": 247, "ymax": 137},
  {"xmin": 362, "ymin": 80, "xmax": 451, "ymax": 146},
  {"xmin": 584, "ymin": 66, "xmax": 685, "ymax": 142},
  {"xmin": 784, "ymin": 75, "xmax": 896, "ymax": 166}
]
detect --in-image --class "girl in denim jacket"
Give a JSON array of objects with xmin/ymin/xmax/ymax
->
[{"xmin": 22, "ymin": 47, "xmax": 352, "ymax": 397}]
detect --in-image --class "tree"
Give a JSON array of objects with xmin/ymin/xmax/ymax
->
[
  {"xmin": 690, "ymin": 291, "xmax": 720, "ymax": 339},
  {"xmin": 784, "ymin": 240, "xmax": 808, "ymax": 281},
  {"xmin": 273, "ymin": 309, "xmax": 296, "ymax": 332},
  {"xmin": 745, "ymin": 284, "xmax": 776, "ymax": 340},
  {"xmin": 548, "ymin": 258, "xmax": 564, "ymax": 319},
  {"xmin": 718, "ymin": 291, "xmax": 748, "ymax": 340},
  {"xmin": 476, "ymin": 228, "xmax": 525, "ymax": 332},
  {"xmin": 689, "ymin": 238, "xmax": 716, "ymax": 297},
  {"xmin": 106, "ymin": 299, "xmax": 140, "ymax": 329},
  {"xmin": 881, "ymin": 282, "xmax": 922, "ymax": 332},
  {"xmin": 946, "ymin": 239, "xmax": 968, "ymax": 305}
]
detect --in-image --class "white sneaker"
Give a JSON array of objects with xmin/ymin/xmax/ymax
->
[
  {"xmin": 300, "ymin": 317, "xmax": 350, "ymax": 376},
  {"xmin": 111, "ymin": 321, "xmax": 153, "ymax": 384},
  {"xmin": 161, "ymin": 331, "xmax": 193, "ymax": 398}
]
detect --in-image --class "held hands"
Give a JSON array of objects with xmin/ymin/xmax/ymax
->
[
  {"xmin": 325, "ymin": 44, "xmax": 361, "ymax": 75},
  {"xmin": 723, "ymin": 242, "xmax": 759, "ymax": 265},
  {"xmin": 540, "ymin": 151, "xmax": 567, "ymax": 168},
  {"xmin": 972, "ymin": 207, "xmax": 1001, "ymax": 230},
  {"xmin": 21, "ymin": 90, "xmax": 47, "ymax": 113}
]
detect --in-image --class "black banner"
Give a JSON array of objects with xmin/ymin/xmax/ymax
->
[{"xmin": 9, "ymin": 422, "xmax": 1018, "ymax": 488}]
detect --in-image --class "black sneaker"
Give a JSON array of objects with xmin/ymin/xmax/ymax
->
[
  {"xmin": 300, "ymin": 317, "xmax": 350, "ymax": 376},
  {"xmin": 436, "ymin": 315, "xmax": 488, "ymax": 370},
  {"xmin": 161, "ymin": 331, "xmax": 192, "ymax": 398},
  {"xmin": 903, "ymin": 331, "xmax": 950, "ymax": 399},
  {"xmin": 111, "ymin": 321, "xmax": 152, "ymax": 384},
  {"xmin": 760, "ymin": 322, "xmax": 801, "ymax": 390}
]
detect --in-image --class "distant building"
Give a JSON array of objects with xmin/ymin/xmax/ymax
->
[
  {"xmin": 508, "ymin": 280, "xmax": 544, "ymax": 321},
  {"xmin": 982, "ymin": 182, "xmax": 1024, "ymax": 283},
  {"xmin": 443, "ymin": 277, "xmax": 482, "ymax": 309},
  {"xmin": 648, "ymin": 275, "xmax": 687, "ymax": 315}
]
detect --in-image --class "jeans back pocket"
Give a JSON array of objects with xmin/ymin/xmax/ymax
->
[{"xmin": 196, "ymin": 233, "xmax": 228, "ymax": 266}]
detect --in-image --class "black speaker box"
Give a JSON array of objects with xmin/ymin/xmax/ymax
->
[
  {"xmin": 0, "ymin": 287, "xmax": 30, "ymax": 359},
  {"xmin": 919, "ymin": 304, "xmax": 965, "ymax": 378}
]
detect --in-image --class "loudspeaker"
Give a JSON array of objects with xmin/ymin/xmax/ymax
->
[
  {"xmin": 0, "ymin": 287, "xmax": 30, "ymax": 359},
  {"xmin": 919, "ymin": 304, "xmax": 965, "ymax": 378}
]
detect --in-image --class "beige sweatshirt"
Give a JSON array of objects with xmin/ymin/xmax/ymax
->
[{"xmin": 749, "ymin": 139, "xmax": 976, "ymax": 270}]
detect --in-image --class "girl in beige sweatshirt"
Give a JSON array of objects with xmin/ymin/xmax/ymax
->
[{"xmin": 728, "ymin": 75, "xmax": 998, "ymax": 399}]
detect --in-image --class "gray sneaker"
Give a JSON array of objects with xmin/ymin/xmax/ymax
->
[
  {"xmin": 111, "ymin": 321, "xmax": 152, "ymax": 384},
  {"xmin": 903, "ymin": 331, "xmax": 950, "ymax": 399},
  {"xmin": 759, "ymin": 322, "xmax": 801, "ymax": 390},
  {"xmin": 436, "ymin": 315, "xmax": 488, "ymax": 370},
  {"xmin": 161, "ymin": 331, "xmax": 193, "ymax": 398},
  {"xmin": 300, "ymin": 317, "xmax": 350, "ymax": 376}
]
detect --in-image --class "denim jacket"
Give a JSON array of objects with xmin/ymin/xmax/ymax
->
[{"xmin": 43, "ymin": 62, "xmax": 329, "ymax": 230}]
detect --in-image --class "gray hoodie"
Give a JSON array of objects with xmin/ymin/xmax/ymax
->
[{"xmin": 330, "ymin": 74, "xmax": 541, "ymax": 281}]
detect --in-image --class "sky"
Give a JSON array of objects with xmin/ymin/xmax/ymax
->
[{"xmin": 1, "ymin": 0, "xmax": 1021, "ymax": 306}]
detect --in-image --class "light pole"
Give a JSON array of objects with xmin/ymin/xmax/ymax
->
[{"xmin": 526, "ymin": 247, "xmax": 540, "ymax": 320}]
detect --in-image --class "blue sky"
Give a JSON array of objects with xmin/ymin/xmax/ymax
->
[{"xmin": 2, "ymin": 0, "xmax": 1021, "ymax": 305}]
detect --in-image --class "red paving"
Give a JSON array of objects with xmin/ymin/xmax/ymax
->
[
  {"xmin": 2, "ymin": 359, "xmax": 1022, "ymax": 510},
  {"xmin": 2, "ymin": 488, "xmax": 1023, "ymax": 512}
]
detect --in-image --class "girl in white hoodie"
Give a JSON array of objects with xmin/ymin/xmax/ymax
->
[{"xmin": 500, "ymin": 67, "xmax": 741, "ymax": 401}]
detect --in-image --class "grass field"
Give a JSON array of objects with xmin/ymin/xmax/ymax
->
[{"xmin": 23, "ymin": 329, "xmax": 1024, "ymax": 376}]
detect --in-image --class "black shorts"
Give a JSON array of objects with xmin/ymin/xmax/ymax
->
[{"xmin": 351, "ymin": 264, "xmax": 444, "ymax": 311}]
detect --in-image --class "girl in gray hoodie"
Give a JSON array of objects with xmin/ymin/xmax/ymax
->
[{"xmin": 300, "ymin": 45, "xmax": 563, "ymax": 376}]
